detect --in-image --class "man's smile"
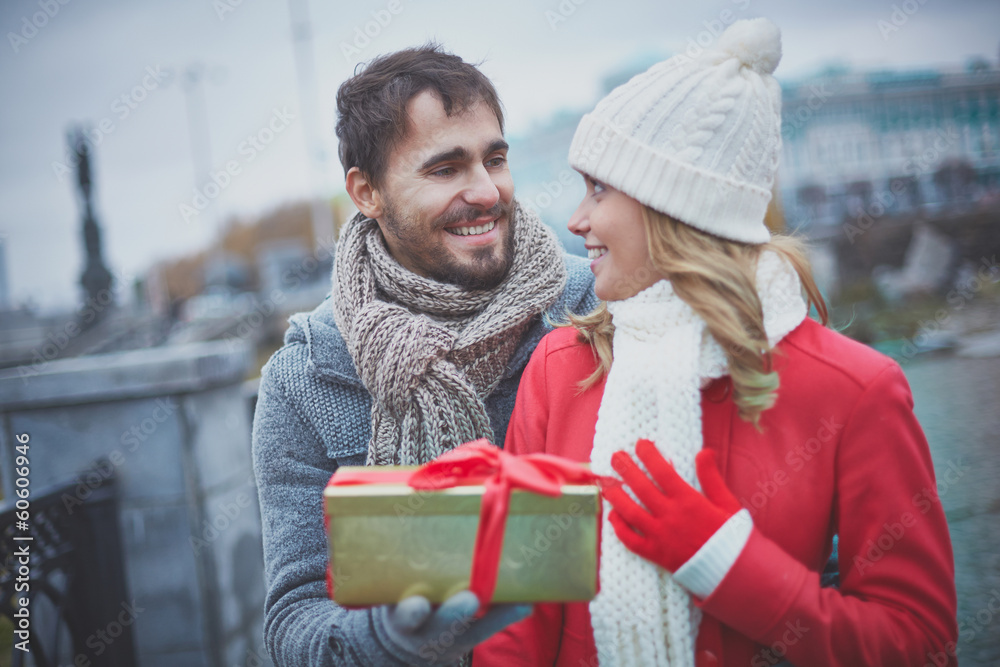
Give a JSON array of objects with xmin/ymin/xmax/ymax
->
[{"xmin": 445, "ymin": 219, "xmax": 497, "ymax": 236}]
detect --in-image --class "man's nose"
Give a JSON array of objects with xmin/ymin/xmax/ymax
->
[{"xmin": 463, "ymin": 165, "xmax": 500, "ymax": 209}]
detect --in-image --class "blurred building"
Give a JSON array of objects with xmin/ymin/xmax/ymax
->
[
  {"xmin": 153, "ymin": 201, "xmax": 320, "ymax": 305},
  {"xmin": 509, "ymin": 55, "xmax": 1000, "ymax": 302},
  {"xmin": 512, "ymin": 57, "xmax": 1000, "ymax": 234},
  {"xmin": 780, "ymin": 61, "xmax": 1000, "ymax": 230}
]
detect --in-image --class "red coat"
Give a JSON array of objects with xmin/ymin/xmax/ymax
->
[{"xmin": 474, "ymin": 319, "xmax": 958, "ymax": 667}]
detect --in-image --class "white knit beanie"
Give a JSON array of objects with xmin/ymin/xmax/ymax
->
[{"xmin": 568, "ymin": 18, "xmax": 784, "ymax": 244}]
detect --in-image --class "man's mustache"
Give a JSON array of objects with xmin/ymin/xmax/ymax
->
[{"xmin": 438, "ymin": 200, "xmax": 511, "ymax": 227}]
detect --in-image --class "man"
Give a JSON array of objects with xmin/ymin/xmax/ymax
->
[{"xmin": 252, "ymin": 44, "xmax": 596, "ymax": 665}]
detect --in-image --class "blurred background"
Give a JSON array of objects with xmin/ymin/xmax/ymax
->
[{"xmin": 0, "ymin": 0, "xmax": 997, "ymax": 665}]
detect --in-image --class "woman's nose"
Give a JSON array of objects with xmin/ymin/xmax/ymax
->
[{"xmin": 567, "ymin": 198, "xmax": 591, "ymax": 237}]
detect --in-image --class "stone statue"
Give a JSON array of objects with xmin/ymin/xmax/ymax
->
[
  {"xmin": 69, "ymin": 126, "xmax": 114, "ymax": 320},
  {"xmin": 72, "ymin": 128, "xmax": 92, "ymax": 203}
]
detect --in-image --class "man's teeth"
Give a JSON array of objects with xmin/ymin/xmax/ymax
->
[
  {"xmin": 588, "ymin": 247, "xmax": 608, "ymax": 260},
  {"xmin": 446, "ymin": 220, "xmax": 496, "ymax": 236}
]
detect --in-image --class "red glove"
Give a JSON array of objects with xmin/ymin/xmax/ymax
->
[{"xmin": 603, "ymin": 439, "xmax": 742, "ymax": 573}]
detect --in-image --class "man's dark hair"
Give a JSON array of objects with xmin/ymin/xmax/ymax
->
[{"xmin": 335, "ymin": 43, "xmax": 505, "ymax": 189}]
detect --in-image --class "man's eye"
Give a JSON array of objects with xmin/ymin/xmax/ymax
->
[
  {"xmin": 486, "ymin": 156, "xmax": 506, "ymax": 168},
  {"xmin": 432, "ymin": 167, "xmax": 455, "ymax": 177}
]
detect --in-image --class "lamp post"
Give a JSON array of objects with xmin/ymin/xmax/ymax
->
[{"xmin": 288, "ymin": 0, "xmax": 337, "ymax": 244}]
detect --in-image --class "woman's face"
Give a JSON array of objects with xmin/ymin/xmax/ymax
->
[{"xmin": 567, "ymin": 173, "xmax": 664, "ymax": 301}]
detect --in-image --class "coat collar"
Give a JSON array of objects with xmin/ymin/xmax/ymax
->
[{"xmin": 286, "ymin": 296, "xmax": 363, "ymax": 387}]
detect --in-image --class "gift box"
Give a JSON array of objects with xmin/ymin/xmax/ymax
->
[{"xmin": 324, "ymin": 440, "xmax": 606, "ymax": 606}]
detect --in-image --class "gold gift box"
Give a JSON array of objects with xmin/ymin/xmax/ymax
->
[{"xmin": 324, "ymin": 465, "xmax": 600, "ymax": 606}]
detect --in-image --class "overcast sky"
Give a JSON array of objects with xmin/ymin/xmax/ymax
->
[{"xmin": 1, "ymin": 0, "xmax": 998, "ymax": 311}]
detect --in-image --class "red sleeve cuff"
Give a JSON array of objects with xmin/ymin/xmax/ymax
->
[{"xmin": 696, "ymin": 527, "xmax": 813, "ymax": 641}]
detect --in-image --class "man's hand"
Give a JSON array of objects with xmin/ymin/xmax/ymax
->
[
  {"xmin": 602, "ymin": 439, "xmax": 742, "ymax": 573},
  {"xmin": 373, "ymin": 590, "xmax": 532, "ymax": 664}
]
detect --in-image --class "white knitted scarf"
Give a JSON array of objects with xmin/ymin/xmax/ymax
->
[{"xmin": 589, "ymin": 251, "xmax": 808, "ymax": 666}]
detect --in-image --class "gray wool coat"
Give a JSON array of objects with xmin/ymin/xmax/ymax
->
[{"xmin": 252, "ymin": 253, "xmax": 597, "ymax": 666}]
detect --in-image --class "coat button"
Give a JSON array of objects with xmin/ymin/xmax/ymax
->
[
  {"xmin": 705, "ymin": 378, "xmax": 731, "ymax": 403},
  {"xmin": 696, "ymin": 649, "xmax": 719, "ymax": 667},
  {"xmin": 329, "ymin": 635, "xmax": 344, "ymax": 656}
]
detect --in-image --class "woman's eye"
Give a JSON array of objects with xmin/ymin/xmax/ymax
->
[{"xmin": 591, "ymin": 179, "xmax": 606, "ymax": 195}]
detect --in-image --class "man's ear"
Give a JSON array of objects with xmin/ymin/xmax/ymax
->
[{"xmin": 345, "ymin": 167, "xmax": 383, "ymax": 219}]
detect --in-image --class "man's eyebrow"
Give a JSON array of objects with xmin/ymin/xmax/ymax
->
[
  {"xmin": 486, "ymin": 139, "xmax": 510, "ymax": 155},
  {"xmin": 419, "ymin": 147, "xmax": 470, "ymax": 172},
  {"xmin": 418, "ymin": 140, "xmax": 510, "ymax": 172}
]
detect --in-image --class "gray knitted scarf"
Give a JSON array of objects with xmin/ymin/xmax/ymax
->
[{"xmin": 332, "ymin": 202, "xmax": 567, "ymax": 466}]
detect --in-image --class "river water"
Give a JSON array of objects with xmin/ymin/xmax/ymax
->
[{"xmin": 903, "ymin": 353, "xmax": 1000, "ymax": 665}]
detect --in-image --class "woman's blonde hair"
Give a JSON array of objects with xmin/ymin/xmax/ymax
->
[{"xmin": 570, "ymin": 206, "xmax": 828, "ymax": 426}]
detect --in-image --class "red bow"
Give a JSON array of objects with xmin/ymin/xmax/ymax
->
[{"xmin": 329, "ymin": 439, "xmax": 615, "ymax": 615}]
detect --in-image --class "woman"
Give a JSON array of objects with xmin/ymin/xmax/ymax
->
[{"xmin": 474, "ymin": 18, "xmax": 958, "ymax": 667}]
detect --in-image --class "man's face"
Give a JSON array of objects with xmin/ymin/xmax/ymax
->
[{"xmin": 373, "ymin": 90, "xmax": 516, "ymax": 290}]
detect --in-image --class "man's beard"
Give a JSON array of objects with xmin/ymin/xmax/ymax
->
[{"xmin": 380, "ymin": 199, "xmax": 517, "ymax": 291}]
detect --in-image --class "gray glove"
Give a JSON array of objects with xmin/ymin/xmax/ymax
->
[{"xmin": 371, "ymin": 590, "xmax": 532, "ymax": 665}]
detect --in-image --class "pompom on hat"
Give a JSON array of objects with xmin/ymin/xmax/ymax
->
[{"xmin": 568, "ymin": 18, "xmax": 784, "ymax": 244}]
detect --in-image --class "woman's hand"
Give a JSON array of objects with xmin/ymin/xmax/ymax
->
[{"xmin": 603, "ymin": 439, "xmax": 742, "ymax": 572}]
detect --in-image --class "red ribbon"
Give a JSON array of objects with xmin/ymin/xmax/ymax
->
[{"xmin": 327, "ymin": 439, "xmax": 616, "ymax": 615}]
